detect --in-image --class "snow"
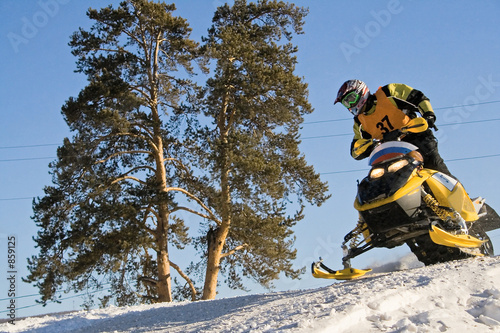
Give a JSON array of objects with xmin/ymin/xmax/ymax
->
[{"xmin": 2, "ymin": 255, "xmax": 500, "ymax": 333}]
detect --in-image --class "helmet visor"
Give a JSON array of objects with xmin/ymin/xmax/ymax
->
[{"xmin": 341, "ymin": 91, "xmax": 360, "ymax": 109}]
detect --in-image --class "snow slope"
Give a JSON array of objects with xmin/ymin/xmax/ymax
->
[{"xmin": 2, "ymin": 256, "xmax": 500, "ymax": 333}]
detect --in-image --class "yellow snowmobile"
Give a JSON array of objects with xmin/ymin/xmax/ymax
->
[{"xmin": 312, "ymin": 118, "xmax": 499, "ymax": 280}]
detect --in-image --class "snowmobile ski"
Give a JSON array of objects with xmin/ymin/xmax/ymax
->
[
  {"xmin": 311, "ymin": 260, "xmax": 372, "ymax": 280},
  {"xmin": 429, "ymin": 224, "xmax": 486, "ymax": 249}
]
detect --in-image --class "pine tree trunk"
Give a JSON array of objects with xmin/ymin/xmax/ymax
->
[
  {"xmin": 156, "ymin": 207, "xmax": 172, "ymax": 302},
  {"xmin": 202, "ymin": 223, "xmax": 229, "ymax": 300},
  {"xmin": 202, "ymin": 88, "xmax": 233, "ymax": 300},
  {"xmin": 154, "ymin": 151, "xmax": 173, "ymax": 302},
  {"xmin": 202, "ymin": 163, "xmax": 231, "ymax": 300},
  {"xmin": 152, "ymin": 103, "xmax": 173, "ymax": 302}
]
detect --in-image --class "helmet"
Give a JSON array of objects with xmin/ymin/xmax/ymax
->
[{"xmin": 334, "ymin": 80, "xmax": 370, "ymax": 116}]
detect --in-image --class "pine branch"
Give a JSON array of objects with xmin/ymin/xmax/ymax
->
[
  {"xmin": 221, "ymin": 244, "xmax": 248, "ymax": 259},
  {"xmin": 107, "ymin": 132, "xmax": 159, "ymax": 154},
  {"xmin": 131, "ymin": 122, "xmax": 155, "ymax": 141},
  {"xmin": 123, "ymin": 165, "xmax": 157, "ymax": 177},
  {"xmin": 139, "ymin": 205, "xmax": 156, "ymax": 236},
  {"xmin": 89, "ymin": 46, "xmax": 133, "ymax": 56},
  {"xmin": 171, "ymin": 206, "xmax": 221, "ymax": 225},
  {"xmin": 86, "ymin": 131, "xmax": 158, "ymax": 155},
  {"xmin": 94, "ymin": 150, "xmax": 154, "ymax": 165},
  {"xmin": 164, "ymin": 157, "xmax": 191, "ymax": 175},
  {"xmin": 121, "ymin": 27, "xmax": 145, "ymax": 50},
  {"xmin": 144, "ymin": 206, "xmax": 160, "ymax": 222},
  {"xmin": 165, "ymin": 187, "xmax": 219, "ymax": 224},
  {"xmin": 111, "ymin": 175, "xmax": 148, "ymax": 186},
  {"xmin": 129, "ymin": 84, "xmax": 155, "ymax": 106},
  {"xmin": 169, "ymin": 261, "xmax": 197, "ymax": 301}
]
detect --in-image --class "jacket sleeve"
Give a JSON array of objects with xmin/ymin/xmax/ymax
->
[
  {"xmin": 383, "ymin": 83, "xmax": 434, "ymax": 117},
  {"xmin": 351, "ymin": 120, "xmax": 373, "ymax": 160}
]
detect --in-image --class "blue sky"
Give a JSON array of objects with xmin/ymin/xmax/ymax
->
[{"xmin": 1, "ymin": 0, "xmax": 500, "ymax": 318}]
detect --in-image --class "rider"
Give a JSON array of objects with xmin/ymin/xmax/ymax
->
[{"xmin": 334, "ymin": 79, "xmax": 452, "ymax": 176}]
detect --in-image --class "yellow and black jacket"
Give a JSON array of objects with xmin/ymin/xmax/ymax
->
[{"xmin": 351, "ymin": 83, "xmax": 435, "ymax": 160}]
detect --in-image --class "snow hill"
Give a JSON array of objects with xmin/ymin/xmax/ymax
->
[{"xmin": 2, "ymin": 256, "xmax": 500, "ymax": 333}]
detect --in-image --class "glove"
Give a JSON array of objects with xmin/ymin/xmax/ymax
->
[
  {"xmin": 423, "ymin": 111, "xmax": 436, "ymax": 129},
  {"xmin": 353, "ymin": 139, "xmax": 373, "ymax": 158},
  {"xmin": 382, "ymin": 129, "xmax": 402, "ymax": 142}
]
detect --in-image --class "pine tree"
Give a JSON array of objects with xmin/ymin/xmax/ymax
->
[
  {"xmin": 183, "ymin": 0, "xmax": 330, "ymax": 300},
  {"xmin": 25, "ymin": 0, "xmax": 209, "ymax": 306}
]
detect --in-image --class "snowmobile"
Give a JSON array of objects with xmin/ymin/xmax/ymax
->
[{"xmin": 312, "ymin": 117, "xmax": 500, "ymax": 280}]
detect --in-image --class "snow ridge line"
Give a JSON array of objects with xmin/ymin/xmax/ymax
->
[
  {"xmin": 1, "ymin": 257, "xmax": 499, "ymax": 332},
  {"xmin": 309, "ymin": 257, "xmax": 500, "ymax": 332}
]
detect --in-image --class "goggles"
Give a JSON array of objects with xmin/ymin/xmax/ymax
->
[{"xmin": 341, "ymin": 91, "xmax": 360, "ymax": 109}]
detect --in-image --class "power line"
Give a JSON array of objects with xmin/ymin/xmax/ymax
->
[
  {"xmin": 302, "ymin": 117, "xmax": 500, "ymax": 140},
  {"xmin": 303, "ymin": 118, "xmax": 351, "ymax": 124},
  {"xmin": 1, "ymin": 117, "xmax": 495, "ymax": 154},
  {"xmin": 0, "ymin": 294, "xmax": 39, "ymax": 302},
  {"xmin": 0, "ymin": 144, "xmax": 59, "ymax": 150},
  {"xmin": 439, "ymin": 118, "xmax": 500, "ymax": 127},
  {"xmin": 303, "ymin": 100, "xmax": 500, "ymax": 125},
  {"xmin": 434, "ymin": 100, "xmax": 500, "ymax": 110},
  {"xmin": 0, "ymin": 100, "xmax": 496, "ymax": 150},
  {"xmin": 446, "ymin": 154, "xmax": 500, "ymax": 162},
  {"xmin": 0, "ymin": 157, "xmax": 55, "ymax": 162},
  {"xmin": 0, "ymin": 102, "xmax": 498, "ymax": 155},
  {"xmin": 320, "ymin": 153, "xmax": 500, "ymax": 176},
  {"xmin": 321, "ymin": 168, "xmax": 368, "ymax": 175},
  {"xmin": 0, "ymin": 153, "xmax": 497, "ymax": 195},
  {"xmin": 0, "ymin": 282, "xmax": 113, "ymax": 314},
  {"xmin": 302, "ymin": 133, "xmax": 351, "ymax": 140},
  {"xmin": 1, "ymin": 153, "xmax": 499, "ymax": 200},
  {"xmin": 0, "ymin": 288, "xmax": 108, "ymax": 314},
  {"xmin": 0, "ymin": 197, "xmax": 34, "ymax": 201}
]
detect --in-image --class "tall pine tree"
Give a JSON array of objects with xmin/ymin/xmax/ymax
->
[
  {"xmin": 182, "ymin": 0, "xmax": 330, "ymax": 300},
  {"xmin": 27, "ymin": 0, "xmax": 331, "ymax": 306},
  {"xmin": 26, "ymin": 0, "xmax": 210, "ymax": 305}
]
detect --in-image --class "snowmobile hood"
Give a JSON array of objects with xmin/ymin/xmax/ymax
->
[
  {"xmin": 368, "ymin": 141, "xmax": 418, "ymax": 166},
  {"xmin": 355, "ymin": 168, "xmax": 433, "ymax": 211}
]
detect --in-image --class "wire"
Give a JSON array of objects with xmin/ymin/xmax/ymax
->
[
  {"xmin": 0, "ymin": 100, "xmax": 499, "ymax": 198},
  {"xmin": 446, "ymin": 154, "xmax": 500, "ymax": 162},
  {"xmin": 303, "ymin": 118, "xmax": 351, "ymax": 124},
  {"xmin": 302, "ymin": 100, "xmax": 500, "ymax": 125},
  {"xmin": 434, "ymin": 100, "xmax": 500, "ymax": 111},
  {"xmin": 302, "ymin": 117, "xmax": 500, "ymax": 140},
  {"xmin": 439, "ymin": 118, "xmax": 500, "ymax": 127},
  {"xmin": 0, "ymin": 292, "xmax": 99, "ymax": 314},
  {"xmin": 1, "ymin": 101, "xmax": 498, "ymax": 155},
  {"xmin": 321, "ymin": 168, "xmax": 368, "ymax": 175},
  {"xmin": 1, "ymin": 153, "xmax": 500, "ymax": 200},
  {"xmin": 0, "ymin": 294, "xmax": 40, "ymax": 302},
  {"xmin": 321, "ymin": 153, "xmax": 500, "ymax": 176},
  {"xmin": 302, "ymin": 133, "xmax": 351, "ymax": 140},
  {"xmin": 0, "ymin": 157, "xmax": 55, "ymax": 162},
  {"xmin": 0, "ymin": 283, "xmax": 112, "ymax": 314},
  {"xmin": 1, "ymin": 153, "xmax": 496, "ymax": 191},
  {"xmin": 0, "ymin": 197, "xmax": 35, "ymax": 201},
  {"xmin": 0, "ymin": 144, "xmax": 59, "ymax": 150},
  {"xmin": 1, "ymin": 118, "xmax": 497, "ymax": 158}
]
